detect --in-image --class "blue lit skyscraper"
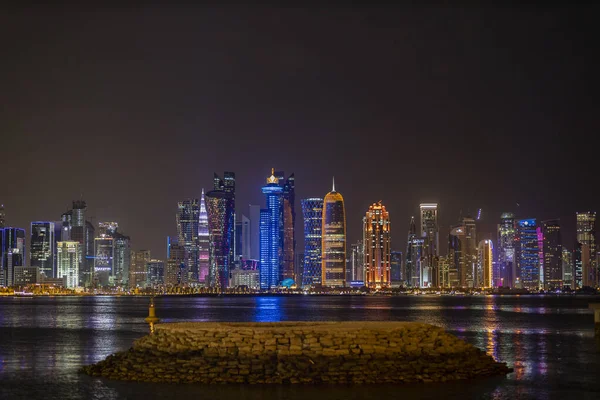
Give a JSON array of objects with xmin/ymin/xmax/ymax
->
[
  {"xmin": 205, "ymin": 189, "xmax": 235, "ymax": 290},
  {"xmin": 198, "ymin": 189, "xmax": 210, "ymax": 285},
  {"xmin": 260, "ymin": 169, "xmax": 283, "ymax": 290},
  {"xmin": 301, "ymin": 198, "xmax": 323, "ymax": 287},
  {"xmin": 516, "ymin": 219, "xmax": 540, "ymax": 290},
  {"xmin": 1, "ymin": 227, "xmax": 26, "ymax": 287}
]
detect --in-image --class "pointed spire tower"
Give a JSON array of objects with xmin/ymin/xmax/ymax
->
[
  {"xmin": 321, "ymin": 176, "xmax": 346, "ymax": 287},
  {"xmin": 198, "ymin": 188, "xmax": 210, "ymax": 284}
]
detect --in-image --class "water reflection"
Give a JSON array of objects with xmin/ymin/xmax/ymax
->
[{"xmin": 0, "ymin": 295, "xmax": 598, "ymax": 400}]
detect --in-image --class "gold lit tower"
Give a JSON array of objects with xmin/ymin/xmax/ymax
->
[
  {"xmin": 363, "ymin": 201, "xmax": 391, "ymax": 288},
  {"xmin": 321, "ymin": 178, "xmax": 346, "ymax": 287}
]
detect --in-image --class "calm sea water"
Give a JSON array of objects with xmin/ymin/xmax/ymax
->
[{"xmin": 0, "ymin": 295, "xmax": 599, "ymax": 400}]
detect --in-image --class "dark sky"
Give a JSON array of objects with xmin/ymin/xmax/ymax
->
[{"xmin": 1, "ymin": 6, "xmax": 598, "ymax": 259}]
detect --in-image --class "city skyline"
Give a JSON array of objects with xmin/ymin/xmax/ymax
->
[{"xmin": 1, "ymin": 7, "xmax": 597, "ymax": 261}]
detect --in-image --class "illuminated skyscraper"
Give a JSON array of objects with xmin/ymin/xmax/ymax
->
[
  {"xmin": 57, "ymin": 241, "xmax": 79, "ymax": 288},
  {"xmin": 363, "ymin": 201, "xmax": 391, "ymax": 288},
  {"xmin": 321, "ymin": 178, "xmax": 346, "ymax": 288},
  {"xmin": 198, "ymin": 189, "xmax": 210, "ymax": 285},
  {"xmin": 350, "ymin": 241, "xmax": 365, "ymax": 283},
  {"xmin": 542, "ymin": 219, "xmax": 562, "ymax": 290},
  {"xmin": 213, "ymin": 172, "xmax": 236, "ymax": 266},
  {"xmin": 390, "ymin": 251, "xmax": 403, "ymax": 286},
  {"xmin": 70, "ymin": 201, "xmax": 88, "ymax": 286},
  {"xmin": 146, "ymin": 259, "xmax": 165, "ymax": 288},
  {"xmin": 165, "ymin": 244, "xmax": 186, "ymax": 287},
  {"xmin": 0, "ymin": 204, "xmax": 5, "ymax": 228},
  {"xmin": 405, "ymin": 217, "xmax": 418, "ymax": 287},
  {"xmin": 98, "ymin": 222, "xmax": 118, "ymax": 236},
  {"xmin": 260, "ymin": 170, "xmax": 283, "ymax": 290},
  {"xmin": 1, "ymin": 227, "xmax": 25, "ymax": 287},
  {"xmin": 497, "ymin": 213, "xmax": 516, "ymax": 287},
  {"xmin": 177, "ymin": 199, "xmax": 200, "ymax": 284},
  {"xmin": 516, "ymin": 219, "xmax": 540, "ymax": 290},
  {"xmin": 462, "ymin": 216, "xmax": 477, "ymax": 288},
  {"xmin": 576, "ymin": 211, "xmax": 596, "ymax": 287},
  {"xmin": 477, "ymin": 239, "xmax": 493, "ymax": 289},
  {"xmin": 113, "ymin": 232, "xmax": 130, "ymax": 286},
  {"xmin": 274, "ymin": 171, "xmax": 296, "ymax": 283},
  {"xmin": 419, "ymin": 204, "xmax": 439, "ymax": 287},
  {"xmin": 30, "ymin": 222, "xmax": 55, "ymax": 278},
  {"xmin": 562, "ymin": 247, "xmax": 573, "ymax": 288},
  {"xmin": 205, "ymin": 189, "xmax": 235, "ymax": 290},
  {"xmin": 448, "ymin": 225, "xmax": 465, "ymax": 287},
  {"xmin": 94, "ymin": 234, "xmax": 113, "ymax": 287},
  {"xmin": 130, "ymin": 250, "xmax": 150, "ymax": 288},
  {"xmin": 241, "ymin": 214, "xmax": 251, "ymax": 260},
  {"xmin": 301, "ymin": 198, "xmax": 323, "ymax": 287}
]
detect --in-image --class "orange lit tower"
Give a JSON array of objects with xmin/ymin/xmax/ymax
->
[
  {"xmin": 321, "ymin": 178, "xmax": 346, "ymax": 287},
  {"xmin": 363, "ymin": 201, "xmax": 391, "ymax": 288}
]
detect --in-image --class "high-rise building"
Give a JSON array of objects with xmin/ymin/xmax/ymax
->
[
  {"xmin": 477, "ymin": 239, "xmax": 493, "ymax": 289},
  {"xmin": 60, "ymin": 210, "xmax": 72, "ymax": 241},
  {"xmin": 165, "ymin": 244, "xmax": 186, "ymax": 287},
  {"xmin": 176, "ymin": 199, "xmax": 200, "ymax": 285},
  {"xmin": 274, "ymin": 171, "xmax": 296, "ymax": 283},
  {"xmin": 248, "ymin": 204, "xmax": 261, "ymax": 261},
  {"xmin": 84, "ymin": 220, "xmax": 95, "ymax": 287},
  {"xmin": 1, "ymin": 227, "xmax": 25, "ymax": 287},
  {"xmin": 198, "ymin": 190, "xmax": 210, "ymax": 285},
  {"xmin": 405, "ymin": 217, "xmax": 418, "ymax": 287},
  {"xmin": 260, "ymin": 170, "xmax": 284, "ymax": 290},
  {"xmin": 57, "ymin": 241, "xmax": 80, "ymax": 288},
  {"xmin": 235, "ymin": 220, "xmax": 243, "ymax": 260},
  {"xmin": 321, "ymin": 178, "xmax": 346, "ymax": 288},
  {"xmin": 241, "ymin": 214, "xmax": 251, "ymax": 260},
  {"xmin": 497, "ymin": 213, "xmax": 516, "ymax": 288},
  {"xmin": 516, "ymin": 219, "xmax": 540, "ymax": 290},
  {"xmin": 576, "ymin": 212, "xmax": 596, "ymax": 287},
  {"xmin": 438, "ymin": 256, "xmax": 450, "ymax": 288},
  {"xmin": 301, "ymin": 198, "xmax": 323, "ymax": 287},
  {"xmin": 70, "ymin": 201, "xmax": 88, "ymax": 286},
  {"xmin": 30, "ymin": 222, "xmax": 55, "ymax": 279},
  {"xmin": 542, "ymin": 219, "xmax": 562, "ymax": 290},
  {"xmin": 98, "ymin": 222, "xmax": 118, "ymax": 236},
  {"xmin": 363, "ymin": 201, "xmax": 391, "ymax": 289},
  {"xmin": 420, "ymin": 203, "xmax": 439, "ymax": 286},
  {"xmin": 562, "ymin": 247, "xmax": 573, "ymax": 289},
  {"xmin": 295, "ymin": 252, "xmax": 304, "ymax": 286},
  {"xmin": 112, "ymin": 231, "xmax": 130, "ymax": 287},
  {"xmin": 94, "ymin": 234, "xmax": 113, "ymax": 287},
  {"xmin": 390, "ymin": 251, "xmax": 403, "ymax": 286},
  {"xmin": 213, "ymin": 172, "xmax": 236, "ymax": 267},
  {"xmin": 0, "ymin": 204, "xmax": 5, "ymax": 228},
  {"xmin": 14, "ymin": 266, "xmax": 40, "ymax": 285},
  {"xmin": 205, "ymin": 188, "xmax": 235, "ymax": 290},
  {"xmin": 130, "ymin": 250, "xmax": 151, "ymax": 288},
  {"xmin": 146, "ymin": 259, "xmax": 165, "ymax": 288},
  {"xmin": 350, "ymin": 241, "xmax": 365, "ymax": 283},
  {"xmin": 574, "ymin": 243, "xmax": 583, "ymax": 289},
  {"xmin": 462, "ymin": 216, "xmax": 477, "ymax": 288}
]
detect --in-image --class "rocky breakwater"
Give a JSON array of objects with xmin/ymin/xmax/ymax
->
[{"xmin": 80, "ymin": 321, "xmax": 512, "ymax": 384}]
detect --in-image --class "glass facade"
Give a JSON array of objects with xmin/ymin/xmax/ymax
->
[
  {"xmin": 94, "ymin": 236, "xmax": 113, "ymax": 287},
  {"xmin": 405, "ymin": 217, "xmax": 417, "ymax": 287},
  {"xmin": 275, "ymin": 172, "xmax": 296, "ymax": 283},
  {"xmin": 1, "ymin": 227, "xmax": 26, "ymax": 287},
  {"xmin": 205, "ymin": 189, "xmax": 235, "ymax": 290},
  {"xmin": 57, "ymin": 241, "xmax": 79, "ymax": 288},
  {"xmin": 198, "ymin": 190, "xmax": 210, "ymax": 285},
  {"xmin": 176, "ymin": 199, "xmax": 200, "ymax": 285},
  {"xmin": 363, "ymin": 201, "xmax": 391, "ymax": 288},
  {"xmin": 113, "ymin": 232, "xmax": 130, "ymax": 287},
  {"xmin": 516, "ymin": 219, "xmax": 539, "ymax": 290},
  {"xmin": 576, "ymin": 211, "xmax": 596, "ymax": 287},
  {"xmin": 321, "ymin": 180, "xmax": 346, "ymax": 288},
  {"xmin": 497, "ymin": 212, "xmax": 516, "ymax": 288},
  {"xmin": 30, "ymin": 221, "xmax": 55, "ymax": 279},
  {"xmin": 477, "ymin": 239, "xmax": 493, "ymax": 288},
  {"xmin": 301, "ymin": 198, "xmax": 323, "ymax": 287},
  {"xmin": 259, "ymin": 171, "xmax": 283, "ymax": 290},
  {"xmin": 390, "ymin": 251, "xmax": 403, "ymax": 284},
  {"xmin": 542, "ymin": 219, "xmax": 562, "ymax": 289}
]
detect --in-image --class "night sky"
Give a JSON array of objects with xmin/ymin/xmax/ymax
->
[{"xmin": 1, "ymin": 6, "xmax": 598, "ymax": 259}]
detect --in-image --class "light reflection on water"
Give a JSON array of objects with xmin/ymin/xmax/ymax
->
[{"xmin": 0, "ymin": 295, "xmax": 599, "ymax": 400}]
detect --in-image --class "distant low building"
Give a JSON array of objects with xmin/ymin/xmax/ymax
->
[
  {"xmin": 230, "ymin": 267, "xmax": 260, "ymax": 290},
  {"xmin": 14, "ymin": 266, "xmax": 40, "ymax": 285}
]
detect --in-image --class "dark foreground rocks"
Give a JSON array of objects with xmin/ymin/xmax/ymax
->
[{"xmin": 80, "ymin": 321, "xmax": 512, "ymax": 384}]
